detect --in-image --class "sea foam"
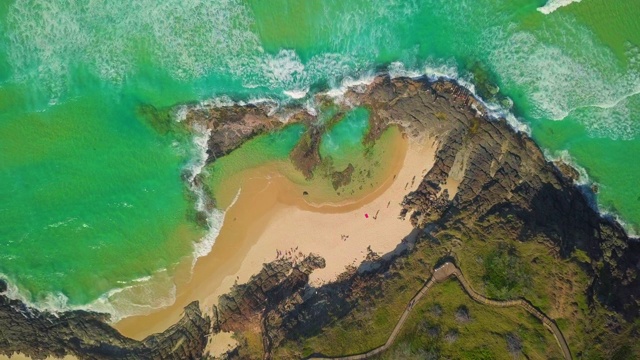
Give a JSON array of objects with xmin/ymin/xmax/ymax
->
[
  {"xmin": 0, "ymin": 267, "xmax": 178, "ymax": 323},
  {"xmin": 484, "ymin": 20, "xmax": 640, "ymax": 140},
  {"xmin": 537, "ymin": 0, "xmax": 582, "ymax": 15}
]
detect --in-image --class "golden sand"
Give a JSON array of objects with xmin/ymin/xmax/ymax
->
[{"xmin": 114, "ymin": 131, "xmax": 437, "ymax": 341}]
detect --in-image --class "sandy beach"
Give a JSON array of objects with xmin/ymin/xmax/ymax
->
[{"xmin": 114, "ymin": 131, "xmax": 437, "ymax": 343}]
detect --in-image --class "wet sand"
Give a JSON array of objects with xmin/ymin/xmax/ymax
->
[{"xmin": 114, "ymin": 131, "xmax": 437, "ymax": 341}]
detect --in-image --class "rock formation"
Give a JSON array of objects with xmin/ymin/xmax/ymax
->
[
  {"xmin": 2, "ymin": 75, "xmax": 639, "ymax": 359},
  {"xmin": 0, "ymin": 294, "xmax": 210, "ymax": 360}
]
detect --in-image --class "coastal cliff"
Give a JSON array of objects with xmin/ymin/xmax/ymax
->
[
  {"xmin": 0, "ymin": 291, "xmax": 210, "ymax": 360},
  {"xmin": 1, "ymin": 76, "xmax": 639, "ymax": 359}
]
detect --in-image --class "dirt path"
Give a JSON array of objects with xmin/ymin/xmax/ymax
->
[{"xmin": 308, "ymin": 262, "xmax": 572, "ymax": 360}]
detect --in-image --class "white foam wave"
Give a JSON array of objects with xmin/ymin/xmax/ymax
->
[
  {"xmin": 413, "ymin": 59, "xmax": 531, "ymax": 134},
  {"xmin": 175, "ymin": 105, "xmax": 189, "ymax": 123},
  {"xmin": 542, "ymin": 148, "xmax": 640, "ymax": 237},
  {"xmin": 46, "ymin": 217, "xmax": 76, "ymax": 229},
  {"xmin": 571, "ymin": 95, "xmax": 640, "ymax": 141},
  {"xmin": 0, "ymin": 268, "xmax": 177, "ymax": 323},
  {"xmin": 191, "ymin": 95, "xmax": 280, "ymax": 115},
  {"xmin": 260, "ymin": 49, "xmax": 308, "ymax": 94},
  {"xmin": 485, "ymin": 20, "xmax": 640, "ymax": 139},
  {"xmin": 325, "ymin": 72, "xmax": 377, "ymax": 99},
  {"xmin": 6, "ymin": 0, "xmax": 262, "ymax": 95},
  {"xmin": 182, "ymin": 123, "xmax": 226, "ymax": 263},
  {"xmin": 6, "ymin": 0, "xmax": 420, "ymax": 100},
  {"xmin": 543, "ymin": 149, "xmax": 591, "ymax": 186},
  {"xmin": 537, "ymin": 0, "xmax": 582, "ymax": 14},
  {"xmin": 604, "ymin": 212, "xmax": 639, "ymax": 239},
  {"xmin": 283, "ymin": 89, "xmax": 310, "ymax": 99}
]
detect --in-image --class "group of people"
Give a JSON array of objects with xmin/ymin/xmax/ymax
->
[{"xmin": 275, "ymin": 246, "xmax": 304, "ymax": 265}]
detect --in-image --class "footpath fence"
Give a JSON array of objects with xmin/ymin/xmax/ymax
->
[{"xmin": 308, "ymin": 262, "xmax": 572, "ymax": 360}]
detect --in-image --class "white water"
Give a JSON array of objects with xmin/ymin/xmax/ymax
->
[{"xmin": 538, "ymin": 0, "xmax": 583, "ymax": 14}]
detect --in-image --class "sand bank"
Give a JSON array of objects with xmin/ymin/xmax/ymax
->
[{"xmin": 114, "ymin": 132, "xmax": 437, "ymax": 341}]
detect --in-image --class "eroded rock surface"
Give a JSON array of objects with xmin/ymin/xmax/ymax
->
[
  {"xmin": 351, "ymin": 77, "xmax": 638, "ymax": 318},
  {"xmin": 0, "ymin": 298, "xmax": 210, "ymax": 360},
  {"xmin": 2, "ymin": 75, "xmax": 639, "ymax": 359}
]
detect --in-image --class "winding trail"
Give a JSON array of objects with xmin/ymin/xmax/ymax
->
[{"xmin": 308, "ymin": 262, "xmax": 572, "ymax": 360}]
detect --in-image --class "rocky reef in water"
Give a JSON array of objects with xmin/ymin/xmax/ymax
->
[{"xmin": 1, "ymin": 75, "xmax": 639, "ymax": 359}]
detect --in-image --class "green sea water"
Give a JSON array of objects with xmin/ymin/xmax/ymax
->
[
  {"xmin": 205, "ymin": 123, "xmax": 306, "ymax": 208},
  {"xmin": 320, "ymin": 107, "xmax": 370, "ymax": 169},
  {"xmin": 0, "ymin": 0, "xmax": 639, "ymax": 316}
]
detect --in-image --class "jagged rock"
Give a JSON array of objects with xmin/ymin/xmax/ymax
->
[
  {"xmin": 3, "ymin": 75, "xmax": 640, "ymax": 359},
  {"xmin": 346, "ymin": 76, "xmax": 639, "ymax": 319},
  {"xmin": 0, "ymin": 298, "xmax": 210, "ymax": 360},
  {"xmin": 203, "ymin": 76, "xmax": 640, "ymax": 357},
  {"xmin": 554, "ymin": 160, "xmax": 580, "ymax": 182},
  {"xmin": 183, "ymin": 103, "xmax": 287, "ymax": 162}
]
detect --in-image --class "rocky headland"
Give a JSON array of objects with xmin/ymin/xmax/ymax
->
[{"xmin": 1, "ymin": 75, "xmax": 639, "ymax": 359}]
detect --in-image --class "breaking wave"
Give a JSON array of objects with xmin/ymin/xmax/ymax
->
[
  {"xmin": 484, "ymin": 20, "xmax": 640, "ymax": 140},
  {"xmin": 3, "ymin": 0, "xmax": 640, "ymax": 320},
  {"xmin": 0, "ymin": 268, "xmax": 177, "ymax": 323},
  {"xmin": 537, "ymin": 0, "xmax": 583, "ymax": 15}
]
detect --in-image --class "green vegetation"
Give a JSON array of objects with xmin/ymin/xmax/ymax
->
[
  {"xmin": 271, "ymin": 223, "xmax": 640, "ymax": 359},
  {"xmin": 233, "ymin": 331, "xmax": 264, "ymax": 359},
  {"xmin": 483, "ymin": 244, "xmax": 531, "ymax": 299},
  {"xmin": 383, "ymin": 280, "xmax": 561, "ymax": 359},
  {"xmin": 273, "ymin": 241, "xmax": 450, "ymax": 359}
]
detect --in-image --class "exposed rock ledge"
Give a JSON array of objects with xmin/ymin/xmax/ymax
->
[{"xmin": 1, "ymin": 75, "xmax": 638, "ymax": 359}]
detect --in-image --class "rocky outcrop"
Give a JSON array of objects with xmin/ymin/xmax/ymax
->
[
  {"xmin": 212, "ymin": 255, "xmax": 325, "ymax": 358},
  {"xmin": 347, "ymin": 76, "xmax": 639, "ymax": 318},
  {"xmin": 290, "ymin": 126, "xmax": 323, "ymax": 179},
  {"xmin": 183, "ymin": 102, "xmax": 314, "ymax": 162},
  {"xmin": 2, "ymin": 75, "xmax": 639, "ymax": 359},
  {"xmin": 202, "ymin": 76, "xmax": 640, "ymax": 357},
  {"xmin": 0, "ymin": 297, "xmax": 210, "ymax": 360},
  {"xmin": 183, "ymin": 103, "xmax": 283, "ymax": 162}
]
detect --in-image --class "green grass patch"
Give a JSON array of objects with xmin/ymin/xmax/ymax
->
[
  {"xmin": 483, "ymin": 243, "xmax": 531, "ymax": 299},
  {"xmin": 383, "ymin": 280, "xmax": 563, "ymax": 360}
]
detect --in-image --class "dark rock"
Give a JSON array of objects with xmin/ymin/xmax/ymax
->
[
  {"xmin": 345, "ymin": 76, "xmax": 639, "ymax": 320},
  {"xmin": 454, "ymin": 305, "xmax": 471, "ymax": 323},
  {"xmin": 182, "ymin": 103, "xmax": 303, "ymax": 162},
  {"xmin": 290, "ymin": 126, "xmax": 323, "ymax": 179},
  {"xmin": 331, "ymin": 163, "xmax": 355, "ymax": 190},
  {"xmin": 5, "ymin": 75, "xmax": 640, "ymax": 358},
  {"xmin": 554, "ymin": 160, "xmax": 580, "ymax": 182},
  {"xmin": 0, "ymin": 297, "xmax": 210, "ymax": 360}
]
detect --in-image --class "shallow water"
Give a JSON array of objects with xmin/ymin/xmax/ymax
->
[
  {"xmin": 0, "ymin": 0, "xmax": 639, "ymax": 316},
  {"xmin": 320, "ymin": 107, "xmax": 370, "ymax": 168}
]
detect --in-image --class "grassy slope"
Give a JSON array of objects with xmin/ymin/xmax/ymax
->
[
  {"xmin": 272, "ymin": 228, "xmax": 640, "ymax": 359},
  {"xmin": 381, "ymin": 280, "xmax": 561, "ymax": 360}
]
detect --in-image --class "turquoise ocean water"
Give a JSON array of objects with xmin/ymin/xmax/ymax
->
[{"xmin": 0, "ymin": 0, "xmax": 639, "ymax": 318}]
